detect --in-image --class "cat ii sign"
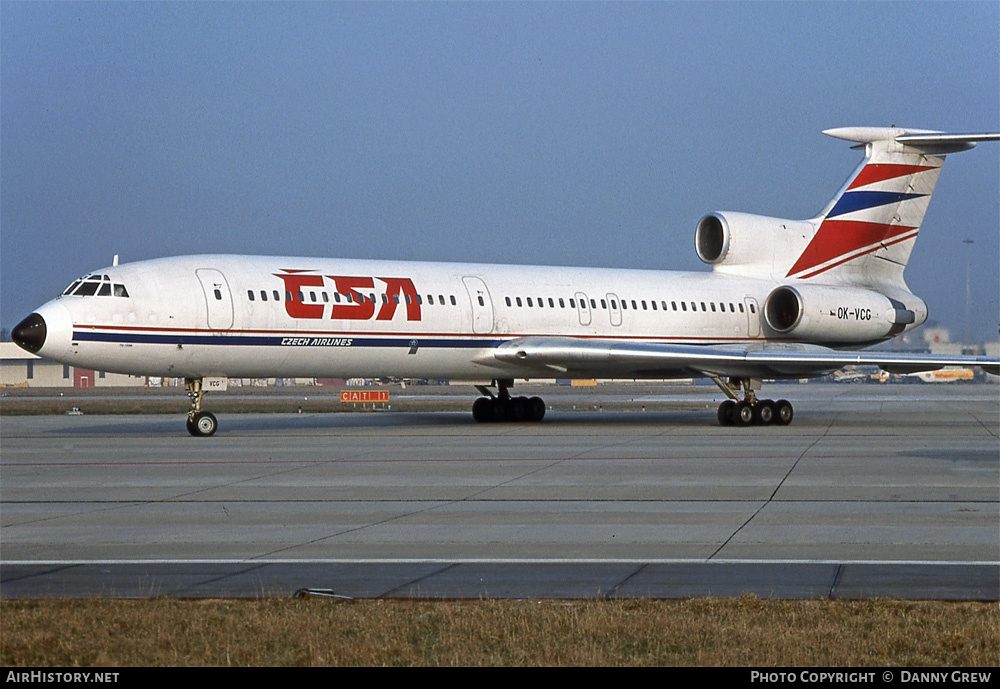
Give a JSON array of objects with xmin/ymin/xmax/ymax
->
[{"xmin": 340, "ymin": 390, "xmax": 390, "ymax": 402}]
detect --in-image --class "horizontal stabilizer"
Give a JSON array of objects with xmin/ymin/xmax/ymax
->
[{"xmin": 823, "ymin": 127, "xmax": 1000, "ymax": 154}]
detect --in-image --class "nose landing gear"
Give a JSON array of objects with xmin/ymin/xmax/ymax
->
[
  {"xmin": 713, "ymin": 377, "xmax": 793, "ymax": 427},
  {"xmin": 185, "ymin": 378, "xmax": 218, "ymax": 437}
]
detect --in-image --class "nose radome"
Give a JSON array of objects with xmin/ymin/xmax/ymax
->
[{"xmin": 12, "ymin": 313, "xmax": 47, "ymax": 354}]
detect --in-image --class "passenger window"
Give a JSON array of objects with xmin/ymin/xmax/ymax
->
[
  {"xmin": 248, "ymin": 290, "xmax": 255, "ymax": 301},
  {"xmin": 681, "ymin": 302, "xmax": 687, "ymax": 312},
  {"xmin": 590, "ymin": 299, "xmax": 596, "ymax": 309},
  {"xmin": 450, "ymin": 296, "xmax": 456, "ymax": 305},
  {"xmin": 548, "ymin": 298, "xmax": 554, "ymax": 307},
  {"xmin": 569, "ymin": 299, "xmax": 575, "ymax": 308},
  {"xmin": 600, "ymin": 299, "xmax": 607, "ymax": 309},
  {"xmin": 516, "ymin": 297, "xmax": 522, "ymax": 307},
  {"xmin": 710, "ymin": 303, "xmax": 716, "ymax": 312},
  {"xmin": 214, "ymin": 289, "xmax": 222, "ymax": 300},
  {"xmin": 559, "ymin": 298, "xmax": 565, "ymax": 308},
  {"xmin": 478, "ymin": 296, "xmax": 484, "ymax": 306},
  {"xmin": 527, "ymin": 297, "xmax": 533, "ymax": 307},
  {"xmin": 273, "ymin": 290, "xmax": 280, "ymax": 301},
  {"xmin": 739, "ymin": 303, "xmax": 745, "ymax": 313},
  {"xmin": 429, "ymin": 295, "xmax": 436, "ymax": 305},
  {"xmin": 642, "ymin": 300, "xmax": 647, "ymax": 310},
  {"xmin": 750, "ymin": 304, "xmax": 756, "ymax": 313},
  {"xmin": 505, "ymin": 297, "xmax": 511, "ymax": 307}
]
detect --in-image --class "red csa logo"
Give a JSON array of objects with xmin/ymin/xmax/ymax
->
[{"xmin": 275, "ymin": 270, "xmax": 422, "ymax": 321}]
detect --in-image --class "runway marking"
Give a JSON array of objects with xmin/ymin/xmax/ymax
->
[
  {"xmin": 6, "ymin": 450, "xmax": 998, "ymax": 468},
  {"xmin": 4, "ymin": 558, "xmax": 998, "ymax": 566}
]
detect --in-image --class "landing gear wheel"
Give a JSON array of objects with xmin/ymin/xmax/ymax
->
[
  {"xmin": 754, "ymin": 399, "xmax": 776, "ymax": 426},
  {"xmin": 487, "ymin": 398, "xmax": 506, "ymax": 422},
  {"xmin": 717, "ymin": 399, "xmax": 735, "ymax": 426},
  {"xmin": 527, "ymin": 396, "xmax": 546, "ymax": 422},
  {"xmin": 507, "ymin": 396, "xmax": 528, "ymax": 422},
  {"xmin": 774, "ymin": 399, "xmax": 794, "ymax": 426},
  {"xmin": 472, "ymin": 397, "xmax": 490, "ymax": 423},
  {"xmin": 188, "ymin": 411, "xmax": 218, "ymax": 437},
  {"xmin": 733, "ymin": 401, "xmax": 754, "ymax": 426}
]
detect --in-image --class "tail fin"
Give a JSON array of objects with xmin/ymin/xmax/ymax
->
[{"xmin": 785, "ymin": 127, "xmax": 998, "ymax": 287}]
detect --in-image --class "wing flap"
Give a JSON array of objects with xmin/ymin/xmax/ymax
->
[{"xmin": 493, "ymin": 337, "xmax": 999, "ymax": 380}]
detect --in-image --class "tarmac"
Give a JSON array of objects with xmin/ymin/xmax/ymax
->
[{"xmin": 2, "ymin": 383, "xmax": 997, "ymax": 599}]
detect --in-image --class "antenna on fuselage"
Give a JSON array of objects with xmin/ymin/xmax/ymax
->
[{"xmin": 113, "ymin": 254, "xmax": 119, "ymax": 267}]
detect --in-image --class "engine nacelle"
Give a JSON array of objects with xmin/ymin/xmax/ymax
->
[
  {"xmin": 763, "ymin": 284, "xmax": 924, "ymax": 344},
  {"xmin": 695, "ymin": 212, "xmax": 815, "ymax": 279}
]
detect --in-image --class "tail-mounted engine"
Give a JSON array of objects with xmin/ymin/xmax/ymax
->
[
  {"xmin": 695, "ymin": 212, "xmax": 815, "ymax": 279},
  {"xmin": 763, "ymin": 284, "xmax": 925, "ymax": 344}
]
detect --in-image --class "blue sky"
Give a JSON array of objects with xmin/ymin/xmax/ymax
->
[{"xmin": 2, "ymin": 1, "xmax": 998, "ymax": 341}]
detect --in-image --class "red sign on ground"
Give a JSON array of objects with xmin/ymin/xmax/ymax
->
[{"xmin": 340, "ymin": 390, "xmax": 390, "ymax": 402}]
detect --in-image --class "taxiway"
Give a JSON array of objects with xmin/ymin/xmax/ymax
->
[{"xmin": 2, "ymin": 384, "xmax": 997, "ymax": 599}]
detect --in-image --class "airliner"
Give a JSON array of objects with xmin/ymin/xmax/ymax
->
[{"xmin": 12, "ymin": 126, "xmax": 999, "ymax": 436}]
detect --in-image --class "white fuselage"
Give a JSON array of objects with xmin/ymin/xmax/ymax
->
[{"xmin": 31, "ymin": 254, "xmax": 824, "ymax": 381}]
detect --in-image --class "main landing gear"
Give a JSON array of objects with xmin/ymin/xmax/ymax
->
[
  {"xmin": 713, "ymin": 377, "xmax": 793, "ymax": 427},
  {"xmin": 185, "ymin": 377, "xmax": 218, "ymax": 437},
  {"xmin": 472, "ymin": 379, "xmax": 546, "ymax": 423}
]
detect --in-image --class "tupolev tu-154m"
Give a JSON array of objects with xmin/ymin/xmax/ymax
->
[{"xmin": 12, "ymin": 126, "xmax": 999, "ymax": 436}]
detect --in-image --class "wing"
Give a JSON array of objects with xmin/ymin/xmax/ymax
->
[{"xmin": 490, "ymin": 337, "xmax": 1000, "ymax": 379}]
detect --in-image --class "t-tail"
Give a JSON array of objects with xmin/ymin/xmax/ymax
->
[
  {"xmin": 786, "ymin": 127, "xmax": 999, "ymax": 288},
  {"xmin": 695, "ymin": 127, "xmax": 999, "ymax": 291}
]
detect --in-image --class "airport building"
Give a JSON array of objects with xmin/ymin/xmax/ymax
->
[{"xmin": 0, "ymin": 342, "xmax": 146, "ymax": 388}]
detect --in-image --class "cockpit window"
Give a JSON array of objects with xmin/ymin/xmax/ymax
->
[
  {"xmin": 74, "ymin": 280, "xmax": 101, "ymax": 296},
  {"xmin": 62, "ymin": 274, "xmax": 130, "ymax": 298}
]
